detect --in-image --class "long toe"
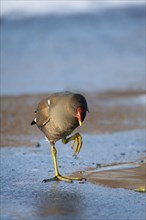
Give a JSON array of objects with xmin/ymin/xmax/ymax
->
[
  {"xmin": 42, "ymin": 176, "xmax": 59, "ymax": 182},
  {"xmin": 56, "ymin": 175, "xmax": 73, "ymax": 183},
  {"xmin": 43, "ymin": 175, "xmax": 83, "ymax": 183},
  {"xmin": 58, "ymin": 175, "xmax": 84, "ymax": 182},
  {"xmin": 42, "ymin": 175, "xmax": 73, "ymax": 183},
  {"xmin": 74, "ymin": 135, "xmax": 82, "ymax": 156}
]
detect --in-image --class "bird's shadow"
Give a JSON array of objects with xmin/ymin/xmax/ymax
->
[{"xmin": 35, "ymin": 182, "xmax": 84, "ymax": 218}]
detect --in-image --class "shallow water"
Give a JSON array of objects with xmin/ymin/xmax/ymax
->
[
  {"xmin": 1, "ymin": 5, "xmax": 145, "ymax": 95},
  {"xmin": 85, "ymin": 162, "xmax": 140, "ymax": 172}
]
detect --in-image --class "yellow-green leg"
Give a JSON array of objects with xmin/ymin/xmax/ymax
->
[
  {"xmin": 43, "ymin": 143, "xmax": 82, "ymax": 183},
  {"xmin": 62, "ymin": 132, "xmax": 82, "ymax": 156}
]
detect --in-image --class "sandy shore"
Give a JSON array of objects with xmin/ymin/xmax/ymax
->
[{"xmin": 1, "ymin": 90, "xmax": 145, "ymax": 147}]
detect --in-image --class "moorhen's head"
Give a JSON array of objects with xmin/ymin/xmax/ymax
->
[{"xmin": 69, "ymin": 93, "xmax": 89, "ymax": 126}]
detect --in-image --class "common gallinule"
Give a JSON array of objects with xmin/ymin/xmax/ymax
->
[{"xmin": 31, "ymin": 92, "xmax": 88, "ymax": 182}]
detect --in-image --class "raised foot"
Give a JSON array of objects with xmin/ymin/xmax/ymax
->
[
  {"xmin": 42, "ymin": 175, "xmax": 84, "ymax": 183},
  {"xmin": 62, "ymin": 132, "xmax": 82, "ymax": 156}
]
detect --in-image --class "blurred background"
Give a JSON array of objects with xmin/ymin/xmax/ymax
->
[
  {"xmin": 1, "ymin": 0, "xmax": 145, "ymax": 96},
  {"xmin": 1, "ymin": 3, "xmax": 146, "ymax": 220}
]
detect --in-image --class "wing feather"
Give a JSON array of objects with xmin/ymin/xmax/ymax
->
[{"xmin": 36, "ymin": 98, "xmax": 50, "ymax": 127}]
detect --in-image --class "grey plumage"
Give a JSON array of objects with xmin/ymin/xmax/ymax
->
[
  {"xmin": 31, "ymin": 91, "xmax": 88, "ymax": 182},
  {"xmin": 31, "ymin": 91, "xmax": 88, "ymax": 143}
]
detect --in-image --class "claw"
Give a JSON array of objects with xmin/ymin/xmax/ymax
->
[
  {"xmin": 43, "ymin": 174, "xmax": 82, "ymax": 183},
  {"xmin": 71, "ymin": 139, "xmax": 76, "ymax": 149},
  {"xmin": 47, "ymin": 143, "xmax": 83, "ymax": 184},
  {"xmin": 74, "ymin": 135, "xmax": 82, "ymax": 156},
  {"xmin": 62, "ymin": 133, "xmax": 83, "ymax": 156}
]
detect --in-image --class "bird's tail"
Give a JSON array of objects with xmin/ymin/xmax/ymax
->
[{"xmin": 31, "ymin": 118, "xmax": 36, "ymax": 126}]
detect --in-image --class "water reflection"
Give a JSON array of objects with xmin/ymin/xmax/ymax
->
[{"xmin": 35, "ymin": 182, "xmax": 84, "ymax": 219}]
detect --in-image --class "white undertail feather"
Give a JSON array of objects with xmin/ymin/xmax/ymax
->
[
  {"xmin": 45, "ymin": 136, "xmax": 49, "ymax": 142},
  {"xmin": 48, "ymin": 99, "xmax": 51, "ymax": 106}
]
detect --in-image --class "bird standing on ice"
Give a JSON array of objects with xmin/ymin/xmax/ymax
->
[{"xmin": 31, "ymin": 91, "xmax": 89, "ymax": 182}]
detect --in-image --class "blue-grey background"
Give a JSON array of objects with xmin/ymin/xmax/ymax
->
[
  {"xmin": 1, "ymin": 2, "xmax": 146, "ymax": 220},
  {"xmin": 1, "ymin": 3, "xmax": 145, "ymax": 95}
]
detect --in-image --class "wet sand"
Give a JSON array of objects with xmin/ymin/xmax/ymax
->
[
  {"xmin": 1, "ymin": 90, "xmax": 145, "ymax": 146},
  {"xmin": 71, "ymin": 160, "xmax": 146, "ymax": 190}
]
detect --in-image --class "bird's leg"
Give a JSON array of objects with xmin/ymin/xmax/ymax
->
[
  {"xmin": 43, "ymin": 143, "xmax": 81, "ymax": 183},
  {"xmin": 51, "ymin": 144, "xmax": 59, "ymax": 177},
  {"xmin": 62, "ymin": 132, "xmax": 82, "ymax": 156}
]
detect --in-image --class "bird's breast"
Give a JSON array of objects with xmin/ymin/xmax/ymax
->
[{"xmin": 40, "ymin": 116, "xmax": 78, "ymax": 143}]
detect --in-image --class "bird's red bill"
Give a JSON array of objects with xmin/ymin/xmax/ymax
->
[{"xmin": 76, "ymin": 107, "xmax": 82, "ymax": 126}]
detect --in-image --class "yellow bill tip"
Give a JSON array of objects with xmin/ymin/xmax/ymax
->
[{"xmin": 79, "ymin": 120, "xmax": 82, "ymax": 126}]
